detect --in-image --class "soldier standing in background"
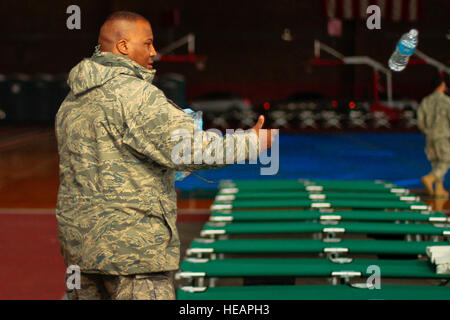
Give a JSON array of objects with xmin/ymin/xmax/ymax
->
[
  {"xmin": 55, "ymin": 11, "xmax": 273, "ymax": 300},
  {"xmin": 418, "ymin": 76, "xmax": 450, "ymax": 198}
]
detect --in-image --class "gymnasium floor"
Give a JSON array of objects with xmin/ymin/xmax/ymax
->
[
  {"xmin": 0, "ymin": 126, "xmax": 448, "ymax": 299},
  {"xmin": 176, "ymin": 132, "xmax": 449, "ymax": 191}
]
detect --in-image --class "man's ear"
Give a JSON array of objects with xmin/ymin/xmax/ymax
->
[{"xmin": 116, "ymin": 39, "xmax": 129, "ymax": 55}]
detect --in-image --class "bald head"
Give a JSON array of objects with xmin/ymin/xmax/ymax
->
[{"xmin": 98, "ymin": 11, "xmax": 157, "ymax": 69}]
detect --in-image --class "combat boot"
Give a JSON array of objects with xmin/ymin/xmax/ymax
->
[
  {"xmin": 434, "ymin": 180, "xmax": 449, "ymax": 199},
  {"xmin": 421, "ymin": 173, "xmax": 436, "ymax": 196}
]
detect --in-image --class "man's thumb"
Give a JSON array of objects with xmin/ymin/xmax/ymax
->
[{"xmin": 255, "ymin": 115, "xmax": 265, "ymax": 129}]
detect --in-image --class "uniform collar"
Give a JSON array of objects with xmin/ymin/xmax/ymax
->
[{"xmin": 91, "ymin": 45, "xmax": 156, "ymax": 82}]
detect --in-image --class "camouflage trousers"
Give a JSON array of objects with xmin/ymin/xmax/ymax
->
[
  {"xmin": 66, "ymin": 271, "xmax": 176, "ymax": 300},
  {"xmin": 425, "ymin": 138, "xmax": 450, "ymax": 181}
]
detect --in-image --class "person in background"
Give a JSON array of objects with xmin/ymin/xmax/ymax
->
[{"xmin": 418, "ymin": 75, "xmax": 450, "ymax": 198}]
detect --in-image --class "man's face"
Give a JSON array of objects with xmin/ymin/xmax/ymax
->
[{"xmin": 127, "ymin": 19, "xmax": 157, "ymax": 70}]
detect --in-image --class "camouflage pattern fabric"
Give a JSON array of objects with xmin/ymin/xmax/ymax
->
[
  {"xmin": 417, "ymin": 91, "xmax": 450, "ymax": 180},
  {"xmin": 66, "ymin": 272, "xmax": 175, "ymax": 300},
  {"xmin": 417, "ymin": 91, "xmax": 450, "ymax": 140},
  {"xmin": 426, "ymin": 138, "xmax": 450, "ymax": 180},
  {"xmin": 55, "ymin": 51, "xmax": 259, "ymax": 275}
]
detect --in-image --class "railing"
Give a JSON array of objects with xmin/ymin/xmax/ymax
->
[{"xmin": 313, "ymin": 40, "xmax": 393, "ymax": 106}]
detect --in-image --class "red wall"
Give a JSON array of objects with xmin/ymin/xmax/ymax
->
[{"xmin": 2, "ymin": 0, "xmax": 449, "ymax": 103}]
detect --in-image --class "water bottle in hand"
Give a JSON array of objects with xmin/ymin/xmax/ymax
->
[
  {"xmin": 388, "ymin": 29, "xmax": 419, "ymax": 72},
  {"xmin": 175, "ymin": 108, "xmax": 203, "ymax": 181}
]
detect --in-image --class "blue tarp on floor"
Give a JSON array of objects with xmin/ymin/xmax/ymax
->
[{"xmin": 175, "ymin": 132, "xmax": 448, "ymax": 191}]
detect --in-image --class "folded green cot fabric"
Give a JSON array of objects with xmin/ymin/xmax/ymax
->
[
  {"xmin": 187, "ymin": 239, "xmax": 450, "ymax": 256},
  {"xmin": 179, "ymin": 257, "xmax": 450, "ymax": 279},
  {"xmin": 177, "ymin": 284, "xmax": 450, "ymax": 300},
  {"xmin": 210, "ymin": 209, "xmax": 447, "ymax": 222},
  {"xmin": 216, "ymin": 191, "xmax": 419, "ymax": 201},
  {"xmin": 201, "ymin": 221, "xmax": 450, "ymax": 237},
  {"xmin": 219, "ymin": 179, "xmax": 394, "ymax": 189},
  {"xmin": 211, "ymin": 199, "xmax": 429, "ymax": 210},
  {"xmin": 219, "ymin": 179, "xmax": 407, "ymax": 193}
]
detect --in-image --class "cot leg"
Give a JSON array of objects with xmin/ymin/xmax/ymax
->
[
  {"xmin": 313, "ymin": 232, "xmax": 322, "ymax": 240},
  {"xmin": 209, "ymin": 277, "xmax": 218, "ymax": 287},
  {"xmin": 327, "ymin": 252, "xmax": 340, "ymax": 260},
  {"xmin": 325, "ymin": 232, "xmax": 338, "ymax": 241},
  {"xmin": 196, "ymin": 277, "xmax": 205, "ymax": 287},
  {"xmin": 331, "ymin": 277, "xmax": 339, "ymax": 285},
  {"xmin": 439, "ymin": 279, "xmax": 449, "ymax": 286}
]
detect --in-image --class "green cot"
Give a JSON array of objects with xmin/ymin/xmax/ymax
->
[
  {"xmin": 201, "ymin": 221, "xmax": 450, "ymax": 237},
  {"xmin": 177, "ymin": 284, "xmax": 450, "ymax": 300},
  {"xmin": 186, "ymin": 238, "xmax": 450, "ymax": 257},
  {"xmin": 210, "ymin": 209, "xmax": 448, "ymax": 223},
  {"xmin": 211, "ymin": 199, "xmax": 429, "ymax": 211}
]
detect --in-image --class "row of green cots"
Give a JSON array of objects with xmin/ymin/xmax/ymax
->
[{"xmin": 176, "ymin": 179, "xmax": 450, "ymax": 300}]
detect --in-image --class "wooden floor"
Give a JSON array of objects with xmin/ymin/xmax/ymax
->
[
  {"xmin": 0, "ymin": 125, "xmax": 448, "ymax": 299},
  {"xmin": 0, "ymin": 127, "xmax": 58, "ymax": 209}
]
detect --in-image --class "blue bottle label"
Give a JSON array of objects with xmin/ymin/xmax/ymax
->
[
  {"xmin": 397, "ymin": 42, "xmax": 415, "ymax": 55},
  {"xmin": 175, "ymin": 108, "xmax": 203, "ymax": 181},
  {"xmin": 175, "ymin": 171, "xmax": 186, "ymax": 181}
]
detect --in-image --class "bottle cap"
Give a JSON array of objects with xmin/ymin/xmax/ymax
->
[{"xmin": 409, "ymin": 29, "xmax": 418, "ymax": 37}]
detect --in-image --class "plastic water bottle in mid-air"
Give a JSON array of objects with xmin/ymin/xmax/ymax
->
[{"xmin": 388, "ymin": 29, "xmax": 419, "ymax": 72}]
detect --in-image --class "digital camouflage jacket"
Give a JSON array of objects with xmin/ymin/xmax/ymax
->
[
  {"xmin": 417, "ymin": 91, "xmax": 450, "ymax": 140},
  {"xmin": 55, "ymin": 51, "xmax": 259, "ymax": 275}
]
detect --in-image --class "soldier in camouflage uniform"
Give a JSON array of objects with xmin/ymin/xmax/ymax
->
[
  {"xmin": 56, "ymin": 11, "xmax": 272, "ymax": 300},
  {"xmin": 417, "ymin": 76, "xmax": 450, "ymax": 198}
]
